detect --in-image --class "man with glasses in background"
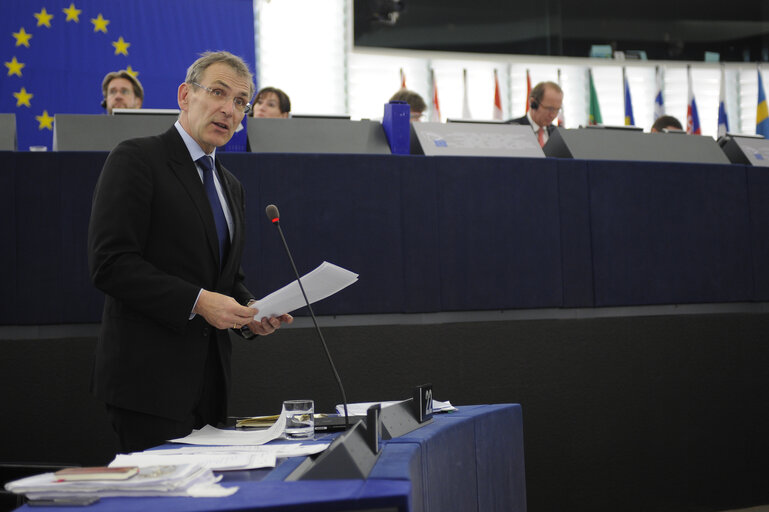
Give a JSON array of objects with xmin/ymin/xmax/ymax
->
[
  {"xmin": 506, "ymin": 81, "xmax": 563, "ymax": 148},
  {"xmin": 101, "ymin": 70, "xmax": 144, "ymax": 114},
  {"xmin": 88, "ymin": 51, "xmax": 292, "ymax": 453}
]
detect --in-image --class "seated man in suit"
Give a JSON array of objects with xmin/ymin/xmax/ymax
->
[{"xmin": 506, "ymin": 81, "xmax": 563, "ymax": 147}]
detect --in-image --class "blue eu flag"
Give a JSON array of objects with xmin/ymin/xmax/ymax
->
[{"xmin": 2, "ymin": 0, "xmax": 255, "ymax": 151}]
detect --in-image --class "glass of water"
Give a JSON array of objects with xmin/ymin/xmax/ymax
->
[{"xmin": 283, "ymin": 399, "xmax": 314, "ymax": 439}]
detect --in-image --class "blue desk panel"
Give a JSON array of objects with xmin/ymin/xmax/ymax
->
[
  {"xmin": 13, "ymin": 404, "xmax": 524, "ymax": 512},
  {"xmin": 3, "ymin": 152, "xmax": 765, "ymax": 325}
]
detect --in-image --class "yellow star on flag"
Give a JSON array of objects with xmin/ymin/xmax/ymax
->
[
  {"xmin": 34, "ymin": 8, "xmax": 54, "ymax": 28},
  {"xmin": 112, "ymin": 36, "xmax": 130, "ymax": 56},
  {"xmin": 91, "ymin": 14, "xmax": 109, "ymax": 33},
  {"xmin": 13, "ymin": 87, "xmax": 33, "ymax": 108},
  {"xmin": 35, "ymin": 111, "xmax": 54, "ymax": 131},
  {"xmin": 5, "ymin": 57, "xmax": 25, "ymax": 77},
  {"xmin": 12, "ymin": 27, "xmax": 33, "ymax": 48},
  {"xmin": 125, "ymin": 65, "xmax": 139, "ymax": 77},
  {"xmin": 62, "ymin": 3, "xmax": 82, "ymax": 22}
]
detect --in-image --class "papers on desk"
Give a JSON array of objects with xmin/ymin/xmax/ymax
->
[
  {"xmin": 4, "ymin": 464, "xmax": 235, "ymax": 499},
  {"xmin": 109, "ymin": 443, "xmax": 330, "ymax": 472},
  {"xmin": 170, "ymin": 407, "xmax": 287, "ymax": 446},
  {"xmin": 336, "ymin": 399, "xmax": 457, "ymax": 417},
  {"xmin": 250, "ymin": 261, "xmax": 358, "ymax": 320}
]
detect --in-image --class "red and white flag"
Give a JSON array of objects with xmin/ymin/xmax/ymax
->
[
  {"xmin": 399, "ymin": 68, "xmax": 406, "ymax": 89},
  {"xmin": 430, "ymin": 69, "xmax": 441, "ymax": 122},
  {"xmin": 493, "ymin": 69, "xmax": 503, "ymax": 120},
  {"xmin": 524, "ymin": 69, "xmax": 532, "ymax": 113}
]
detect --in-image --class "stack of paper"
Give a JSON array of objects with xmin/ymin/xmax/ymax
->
[
  {"xmin": 4, "ymin": 464, "xmax": 236, "ymax": 499},
  {"xmin": 109, "ymin": 443, "xmax": 329, "ymax": 472}
]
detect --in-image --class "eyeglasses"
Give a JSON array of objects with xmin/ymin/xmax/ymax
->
[
  {"xmin": 539, "ymin": 105, "xmax": 562, "ymax": 115},
  {"xmin": 191, "ymin": 82, "xmax": 252, "ymax": 115}
]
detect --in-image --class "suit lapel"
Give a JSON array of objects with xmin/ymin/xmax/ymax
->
[{"xmin": 163, "ymin": 129, "xmax": 221, "ymax": 268}]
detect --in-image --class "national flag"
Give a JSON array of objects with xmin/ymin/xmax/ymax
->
[
  {"xmin": 717, "ymin": 67, "xmax": 729, "ymax": 138},
  {"xmin": 623, "ymin": 68, "xmax": 635, "ymax": 126},
  {"xmin": 757, "ymin": 70, "xmax": 769, "ymax": 138},
  {"xmin": 654, "ymin": 66, "xmax": 665, "ymax": 120},
  {"xmin": 462, "ymin": 68, "xmax": 472, "ymax": 119},
  {"xmin": 2, "ymin": 0, "xmax": 256, "ymax": 151},
  {"xmin": 525, "ymin": 68, "xmax": 532, "ymax": 113},
  {"xmin": 588, "ymin": 69, "xmax": 602, "ymax": 125},
  {"xmin": 493, "ymin": 69, "xmax": 503, "ymax": 120},
  {"xmin": 686, "ymin": 66, "xmax": 701, "ymax": 135},
  {"xmin": 399, "ymin": 68, "xmax": 406, "ymax": 89},
  {"xmin": 556, "ymin": 68, "xmax": 565, "ymax": 127},
  {"xmin": 429, "ymin": 69, "xmax": 441, "ymax": 122}
]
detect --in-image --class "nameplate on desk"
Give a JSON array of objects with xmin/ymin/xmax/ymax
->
[
  {"xmin": 719, "ymin": 134, "xmax": 769, "ymax": 167},
  {"xmin": 247, "ymin": 117, "xmax": 391, "ymax": 155},
  {"xmin": 544, "ymin": 126, "xmax": 731, "ymax": 164},
  {"xmin": 53, "ymin": 113, "xmax": 179, "ymax": 151},
  {"xmin": 411, "ymin": 122, "xmax": 544, "ymax": 157},
  {"xmin": 413, "ymin": 383, "xmax": 433, "ymax": 423}
]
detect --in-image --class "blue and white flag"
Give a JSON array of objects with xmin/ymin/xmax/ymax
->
[
  {"xmin": 717, "ymin": 67, "xmax": 729, "ymax": 138},
  {"xmin": 757, "ymin": 70, "xmax": 769, "ymax": 138},
  {"xmin": 654, "ymin": 66, "xmax": 664, "ymax": 120},
  {"xmin": 2, "ymin": 0, "xmax": 256, "ymax": 151},
  {"xmin": 623, "ymin": 68, "xmax": 634, "ymax": 126},
  {"xmin": 686, "ymin": 66, "xmax": 701, "ymax": 135}
]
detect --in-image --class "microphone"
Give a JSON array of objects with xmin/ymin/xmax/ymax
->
[{"xmin": 265, "ymin": 204, "xmax": 350, "ymax": 429}]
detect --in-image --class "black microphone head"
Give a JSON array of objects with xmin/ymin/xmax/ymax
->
[{"xmin": 265, "ymin": 204, "xmax": 280, "ymax": 224}]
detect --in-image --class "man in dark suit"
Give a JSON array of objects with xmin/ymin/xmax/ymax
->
[
  {"xmin": 506, "ymin": 81, "xmax": 563, "ymax": 147},
  {"xmin": 88, "ymin": 51, "xmax": 292, "ymax": 453}
]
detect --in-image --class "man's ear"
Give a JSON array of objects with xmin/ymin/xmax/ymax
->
[{"xmin": 178, "ymin": 83, "xmax": 189, "ymax": 110}]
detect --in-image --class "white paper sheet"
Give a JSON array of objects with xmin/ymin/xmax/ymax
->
[
  {"xmin": 250, "ymin": 261, "xmax": 358, "ymax": 320},
  {"xmin": 169, "ymin": 409, "xmax": 287, "ymax": 446},
  {"xmin": 110, "ymin": 452, "xmax": 275, "ymax": 472},
  {"xmin": 108, "ymin": 443, "xmax": 331, "ymax": 472}
]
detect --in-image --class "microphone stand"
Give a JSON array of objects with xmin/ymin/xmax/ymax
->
[{"xmin": 267, "ymin": 206, "xmax": 350, "ymax": 430}]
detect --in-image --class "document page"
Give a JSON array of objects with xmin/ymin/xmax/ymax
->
[{"xmin": 250, "ymin": 261, "xmax": 358, "ymax": 320}]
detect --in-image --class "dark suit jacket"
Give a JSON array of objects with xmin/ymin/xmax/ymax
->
[
  {"xmin": 88, "ymin": 127, "xmax": 253, "ymax": 421},
  {"xmin": 505, "ymin": 115, "xmax": 556, "ymax": 135}
]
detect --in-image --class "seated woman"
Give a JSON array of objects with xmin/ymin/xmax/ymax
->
[{"xmin": 251, "ymin": 87, "xmax": 291, "ymax": 118}]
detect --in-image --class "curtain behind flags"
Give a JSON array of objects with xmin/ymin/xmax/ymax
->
[{"xmin": 2, "ymin": 0, "xmax": 255, "ymax": 151}]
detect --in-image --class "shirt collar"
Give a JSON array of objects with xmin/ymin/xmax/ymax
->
[
  {"xmin": 174, "ymin": 120, "xmax": 217, "ymax": 165},
  {"xmin": 526, "ymin": 112, "xmax": 543, "ymax": 132}
]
